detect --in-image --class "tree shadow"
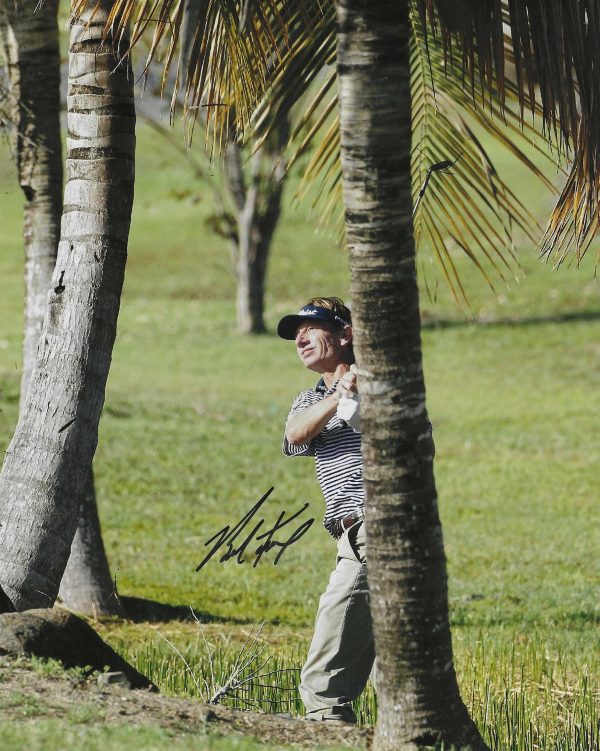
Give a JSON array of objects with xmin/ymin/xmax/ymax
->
[
  {"xmin": 423, "ymin": 309, "xmax": 600, "ymax": 330},
  {"xmin": 119, "ymin": 596, "xmax": 251, "ymax": 625}
]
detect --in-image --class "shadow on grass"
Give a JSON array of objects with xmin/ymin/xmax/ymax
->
[
  {"xmin": 422, "ymin": 309, "xmax": 600, "ymax": 330},
  {"xmin": 120, "ymin": 596, "xmax": 251, "ymax": 625},
  {"xmin": 450, "ymin": 608, "xmax": 600, "ymax": 628}
]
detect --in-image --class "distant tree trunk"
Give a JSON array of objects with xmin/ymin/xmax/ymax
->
[
  {"xmin": 0, "ymin": 0, "xmax": 135, "ymax": 612},
  {"xmin": 0, "ymin": 0, "xmax": 62, "ymax": 408},
  {"xmin": 336, "ymin": 1, "xmax": 488, "ymax": 750},
  {"xmin": 223, "ymin": 120, "xmax": 289, "ymax": 335}
]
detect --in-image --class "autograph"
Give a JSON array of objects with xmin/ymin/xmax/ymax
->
[{"xmin": 195, "ymin": 487, "xmax": 315, "ymax": 571}]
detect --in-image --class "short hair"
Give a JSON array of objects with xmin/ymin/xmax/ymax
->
[{"xmin": 305, "ymin": 297, "xmax": 352, "ymax": 326}]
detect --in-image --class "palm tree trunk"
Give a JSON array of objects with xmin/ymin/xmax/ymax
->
[
  {"xmin": 336, "ymin": 2, "xmax": 488, "ymax": 749},
  {"xmin": 58, "ymin": 468, "xmax": 124, "ymax": 616},
  {"xmin": 0, "ymin": 0, "xmax": 62, "ymax": 409},
  {"xmin": 0, "ymin": 0, "xmax": 135, "ymax": 612}
]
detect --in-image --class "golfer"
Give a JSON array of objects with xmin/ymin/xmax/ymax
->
[{"xmin": 278, "ymin": 296, "xmax": 372, "ymax": 724}]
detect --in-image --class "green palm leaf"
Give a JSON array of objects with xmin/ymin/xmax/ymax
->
[
  {"xmin": 73, "ymin": 0, "xmax": 316, "ymax": 149},
  {"xmin": 421, "ymin": 0, "xmax": 600, "ymax": 267},
  {"xmin": 93, "ymin": 0, "xmax": 594, "ymax": 278},
  {"xmin": 251, "ymin": 0, "xmax": 560, "ymax": 305}
]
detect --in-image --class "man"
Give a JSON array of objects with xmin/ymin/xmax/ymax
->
[{"xmin": 278, "ymin": 296, "xmax": 373, "ymax": 725}]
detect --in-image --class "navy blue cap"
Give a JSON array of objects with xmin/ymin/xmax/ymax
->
[{"xmin": 277, "ymin": 305, "xmax": 350, "ymax": 340}]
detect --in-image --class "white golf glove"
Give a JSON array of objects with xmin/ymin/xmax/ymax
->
[{"xmin": 337, "ymin": 393, "xmax": 361, "ymax": 432}]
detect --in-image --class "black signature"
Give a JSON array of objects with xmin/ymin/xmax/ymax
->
[{"xmin": 195, "ymin": 487, "xmax": 315, "ymax": 571}]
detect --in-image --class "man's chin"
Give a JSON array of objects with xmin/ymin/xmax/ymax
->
[{"xmin": 302, "ymin": 357, "xmax": 322, "ymax": 372}]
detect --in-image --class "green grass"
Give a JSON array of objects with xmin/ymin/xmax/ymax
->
[
  {"xmin": 113, "ymin": 627, "xmax": 598, "ymax": 748},
  {"xmin": 0, "ymin": 721, "xmax": 336, "ymax": 751},
  {"xmin": 0, "ymin": 122, "xmax": 599, "ymax": 750}
]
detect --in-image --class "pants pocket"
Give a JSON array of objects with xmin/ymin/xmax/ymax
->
[{"xmin": 348, "ymin": 521, "xmax": 366, "ymax": 564}]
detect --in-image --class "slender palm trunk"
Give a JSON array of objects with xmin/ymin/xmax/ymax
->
[
  {"xmin": 0, "ymin": 0, "xmax": 135, "ymax": 612},
  {"xmin": 58, "ymin": 468, "xmax": 124, "ymax": 616},
  {"xmin": 336, "ymin": 2, "xmax": 488, "ymax": 749},
  {"xmin": 0, "ymin": 0, "xmax": 62, "ymax": 407}
]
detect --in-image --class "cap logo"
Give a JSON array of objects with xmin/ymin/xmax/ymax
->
[{"xmin": 299, "ymin": 307, "xmax": 318, "ymax": 315}]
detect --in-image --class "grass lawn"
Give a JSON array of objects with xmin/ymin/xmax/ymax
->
[{"xmin": 0, "ymin": 120, "xmax": 599, "ymax": 750}]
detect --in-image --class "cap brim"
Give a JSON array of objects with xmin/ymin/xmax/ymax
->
[{"xmin": 277, "ymin": 315, "xmax": 305, "ymax": 340}]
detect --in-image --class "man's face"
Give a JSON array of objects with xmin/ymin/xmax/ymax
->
[{"xmin": 295, "ymin": 322, "xmax": 349, "ymax": 373}]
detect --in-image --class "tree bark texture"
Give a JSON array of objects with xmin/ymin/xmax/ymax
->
[
  {"xmin": 0, "ymin": 1, "xmax": 135, "ymax": 612},
  {"xmin": 336, "ymin": 2, "xmax": 488, "ymax": 749},
  {"xmin": 58, "ymin": 468, "xmax": 125, "ymax": 617},
  {"xmin": 224, "ymin": 122, "xmax": 289, "ymax": 335},
  {"xmin": 0, "ymin": 0, "xmax": 63, "ymax": 408}
]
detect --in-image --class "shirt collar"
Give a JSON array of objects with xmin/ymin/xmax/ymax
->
[{"xmin": 315, "ymin": 377, "xmax": 338, "ymax": 395}]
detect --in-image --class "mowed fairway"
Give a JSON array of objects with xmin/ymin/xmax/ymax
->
[{"xmin": 0, "ymin": 125, "xmax": 598, "ymax": 748}]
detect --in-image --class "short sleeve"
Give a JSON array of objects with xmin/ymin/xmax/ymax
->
[{"xmin": 282, "ymin": 390, "xmax": 317, "ymax": 457}]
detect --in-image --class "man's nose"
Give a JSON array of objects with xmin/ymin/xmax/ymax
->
[{"xmin": 295, "ymin": 330, "xmax": 308, "ymax": 345}]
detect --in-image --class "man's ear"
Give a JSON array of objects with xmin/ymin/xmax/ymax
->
[{"xmin": 340, "ymin": 324, "xmax": 353, "ymax": 347}]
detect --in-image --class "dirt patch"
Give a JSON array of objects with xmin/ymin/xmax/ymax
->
[{"xmin": 0, "ymin": 656, "xmax": 371, "ymax": 748}]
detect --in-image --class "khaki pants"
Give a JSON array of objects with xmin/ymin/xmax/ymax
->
[{"xmin": 299, "ymin": 521, "xmax": 375, "ymax": 723}]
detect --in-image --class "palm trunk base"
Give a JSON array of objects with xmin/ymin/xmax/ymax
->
[
  {"xmin": 373, "ymin": 713, "xmax": 488, "ymax": 751},
  {"xmin": 58, "ymin": 470, "xmax": 125, "ymax": 618}
]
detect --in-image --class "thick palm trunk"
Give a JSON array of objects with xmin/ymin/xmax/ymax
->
[
  {"xmin": 336, "ymin": 2, "xmax": 488, "ymax": 749},
  {"xmin": 0, "ymin": 0, "xmax": 62, "ymax": 408},
  {"xmin": 0, "ymin": 0, "xmax": 135, "ymax": 612}
]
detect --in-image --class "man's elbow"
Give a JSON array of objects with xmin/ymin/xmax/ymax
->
[{"xmin": 285, "ymin": 425, "xmax": 305, "ymax": 446}]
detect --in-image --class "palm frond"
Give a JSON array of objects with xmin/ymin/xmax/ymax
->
[
  {"xmin": 251, "ymin": 0, "xmax": 560, "ymax": 304},
  {"xmin": 72, "ymin": 0, "xmax": 320, "ymax": 149},
  {"xmin": 419, "ymin": 0, "xmax": 600, "ymax": 266}
]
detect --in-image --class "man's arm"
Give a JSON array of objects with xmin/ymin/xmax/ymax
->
[
  {"xmin": 286, "ymin": 365, "xmax": 358, "ymax": 445},
  {"xmin": 285, "ymin": 393, "xmax": 340, "ymax": 446}
]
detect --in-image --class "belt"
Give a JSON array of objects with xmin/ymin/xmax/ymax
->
[{"xmin": 333, "ymin": 512, "xmax": 363, "ymax": 539}]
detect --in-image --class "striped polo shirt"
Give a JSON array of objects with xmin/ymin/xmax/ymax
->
[{"xmin": 283, "ymin": 378, "xmax": 364, "ymax": 538}]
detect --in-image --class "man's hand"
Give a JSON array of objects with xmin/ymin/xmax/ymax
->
[
  {"xmin": 335, "ymin": 363, "xmax": 358, "ymax": 400},
  {"xmin": 286, "ymin": 363, "xmax": 359, "ymax": 446}
]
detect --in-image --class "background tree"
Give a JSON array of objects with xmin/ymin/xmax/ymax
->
[
  {"xmin": 213, "ymin": 117, "xmax": 290, "ymax": 334},
  {"xmin": 58, "ymin": 469, "xmax": 125, "ymax": 616},
  {"xmin": 143, "ymin": 109, "xmax": 289, "ymax": 335},
  {"xmin": 0, "ymin": 0, "xmax": 63, "ymax": 404},
  {"xmin": 0, "ymin": 0, "xmax": 136, "ymax": 612},
  {"xmin": 176, "ymin": 0, "xmax": 291, "ymax": 334}
]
